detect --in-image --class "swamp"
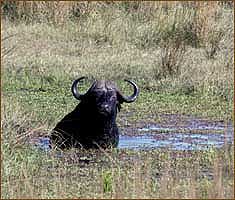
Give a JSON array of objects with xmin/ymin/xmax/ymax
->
[{"xmin": 1, "ymin": 1, "xmax": 234, "ymax": 199}]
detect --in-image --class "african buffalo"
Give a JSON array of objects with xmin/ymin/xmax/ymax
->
[{"xmin": 50, "ymin": 77, "xmax": 139, "ymax": 149}]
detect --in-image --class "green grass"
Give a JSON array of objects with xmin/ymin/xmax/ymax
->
[
  {"xmin": 2, "ymin": 65, "xmax": 233, "ymax": 199},
  {"xmin": 1, "ymin": 1, "xmax": 234, "ymax": 199}
]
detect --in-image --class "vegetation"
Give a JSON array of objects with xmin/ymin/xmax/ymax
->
[{"xmin": 1, "ymin": 1, "xmax": 234, "ymax": 199}]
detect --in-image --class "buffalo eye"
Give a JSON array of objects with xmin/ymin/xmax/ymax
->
[{"xmin": 110, "ymin": 95, "xmax": 117, "ymax": 101}]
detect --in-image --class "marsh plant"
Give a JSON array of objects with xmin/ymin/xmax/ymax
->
[{"xmin": 1, "ymin": 1, "xmax": 234, "ymax": 199}]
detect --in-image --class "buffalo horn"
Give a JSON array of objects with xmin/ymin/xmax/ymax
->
[
  {"xmin": 71, "ymin": 77, "xmax": 88, "ymax": 100},
  {"xmin": 119, "ymin": 79, "xmax": 139, "ymax": 103}
]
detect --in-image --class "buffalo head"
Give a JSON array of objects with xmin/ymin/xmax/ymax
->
[{"xmin": 72, "ymin": 77, "xmax": 139, "ymax": 116}]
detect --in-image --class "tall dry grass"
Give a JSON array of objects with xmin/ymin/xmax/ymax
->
[{"xmin": 2, "ymin": 1, "xmax": 233, "ymax": 100}]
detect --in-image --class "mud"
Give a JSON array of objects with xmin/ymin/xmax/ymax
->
[{"xmin": 30, "ymin": 115, "xmax": 234, "ymax": 151}]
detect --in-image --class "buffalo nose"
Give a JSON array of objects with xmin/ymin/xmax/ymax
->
[
  {"xmin": 101, "ymin": 104, "xmax": 111, "ymax": 113},
  {"xmin": 104, "ymin": 104, "xmax": 109, "ymax": 111}
]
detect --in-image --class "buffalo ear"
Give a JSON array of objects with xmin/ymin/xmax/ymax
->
[
  {"xmin": 117, "ymin": 92, "xmax": 123, "ymax": 112},
  {"xmin": 117, "ymin": 103, "xmax": 121, "ymax": 112},
  {"xmin": 117, "ymin": 92, "xmax": 124, "ymax": 104}
]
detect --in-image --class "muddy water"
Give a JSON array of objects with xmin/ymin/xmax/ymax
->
[
  {"xmin": 119, "ymin": 116, "xmax": 233, "ymax": 150},
  {"xmin": 118, "ymin": 131, "xmax": 233, "ymax": 150},
  {"xmin": 31, "ymin": 117, "xmax": 234, "ymax": 151}
]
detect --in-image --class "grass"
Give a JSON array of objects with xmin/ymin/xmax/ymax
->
[{"xmin": 1, "ymin": 1, "xmax": 234, "ymax": 199}]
